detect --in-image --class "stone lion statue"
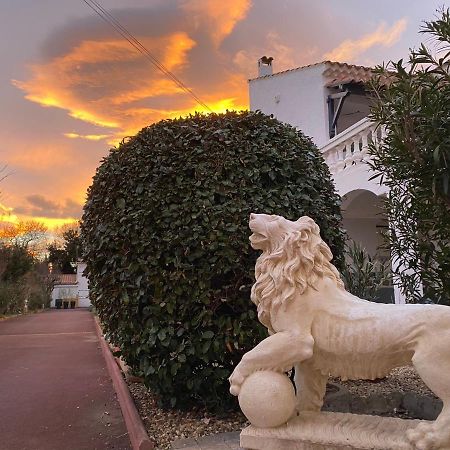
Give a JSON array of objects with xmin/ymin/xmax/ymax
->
[{"xmin": 229, "ymin": 213, "xmax": 450, "ymax": 450}]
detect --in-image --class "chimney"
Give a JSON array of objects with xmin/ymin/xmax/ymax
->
[{"xmin": 258, "ymin": 56, "xmax": 273, "ymax": 77}]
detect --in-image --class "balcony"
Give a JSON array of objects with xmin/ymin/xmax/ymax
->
[
  {"xmin": 320, "ymin": 117, "xmax": 386, "ymax": 174},
  {"xmin": 319, "ymin": 117, "xmax": 387, "ymax": 197}
]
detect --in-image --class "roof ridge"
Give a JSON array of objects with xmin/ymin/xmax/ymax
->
[
  {"xmin": 249, "ymin": 60, "xmax": 374, "ymax": 82},
  {"xmin": 324, "ymin": 60, "xmax": 374, "ymax": 71}
]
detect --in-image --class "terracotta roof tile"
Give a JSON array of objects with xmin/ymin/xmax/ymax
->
[
  {"xmin": 54, "ymin": 274, "xmax": 77, "ymax": 285},
  {"xmin": 323, "ymin": 62, "xmax": 374, "ymax": 87}
]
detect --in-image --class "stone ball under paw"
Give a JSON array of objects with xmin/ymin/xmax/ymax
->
[{"xmin": 238, "ymin": 370, "xmax": 296, "ymax": 428}]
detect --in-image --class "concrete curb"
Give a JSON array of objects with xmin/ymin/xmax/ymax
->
[{"xmin": 94, "ymin": 316, "xmax": 154, "ymax": 450}]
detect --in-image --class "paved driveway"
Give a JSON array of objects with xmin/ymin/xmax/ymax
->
[{"xmin": 0, "ymin": 309, "xmax": 131, "ymax": 450}]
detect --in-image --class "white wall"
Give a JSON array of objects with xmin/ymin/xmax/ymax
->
[
  {"xmin": 51, "ymin": 285, "xmax": 77, "ymax": 307},
  {"xmin": 76, "ymin": 262, "xmax": 91, "ymax": 307},
  {"xmin": 249, "ymin": 64, "xmax": 329, "ymax": 146}
]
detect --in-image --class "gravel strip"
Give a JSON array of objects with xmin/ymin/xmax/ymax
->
[
  {"xmin": 333, "ymin": 365, "xmax": 438, "ymax": 399},
  {"xmin": 128, "ymin": 382, "xmax": 248, "ymax": 450},
  {"xmin": 128, "ymin": 365, "xmax": 436, "ymax": 449}
]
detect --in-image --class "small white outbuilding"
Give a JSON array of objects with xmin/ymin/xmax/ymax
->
[{"xmin": 50, "ymin": 261, "xmax": 90, "ymax": 308}]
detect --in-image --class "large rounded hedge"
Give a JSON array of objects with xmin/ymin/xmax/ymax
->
[{"xmin": 81, "ymin": 111, "xmax": 345, "ymax": 411}]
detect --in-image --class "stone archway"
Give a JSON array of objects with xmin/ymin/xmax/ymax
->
[
  {"xmin": 341, "ymin": 189, "xmax": 387, "ymax": 258},
  {"xmin": 340, "ymin": 189, "xmax": 395, "ymax": 303}
]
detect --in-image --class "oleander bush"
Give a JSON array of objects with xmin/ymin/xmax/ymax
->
[
  {"xmin": 340, "ymin": 240, "xmax": 390, "ymax": 302},
  {"xmin": 369, "ymin": 9, "xmax": 450, "ymax": 303},
  {"xmin": 81, "ymin": 110, "xmax": 345, "ymax": 411}
]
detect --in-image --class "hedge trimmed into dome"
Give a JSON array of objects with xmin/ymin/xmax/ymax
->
[{"xmin": 81, "ymin": 111, "xmax": 345, "ymax": 411}]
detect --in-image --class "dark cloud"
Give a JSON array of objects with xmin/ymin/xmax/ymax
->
[
  {"xmin": 41, "ymin": 3, "xmax": 187, "ymax": 59},
  {"xmin": 16, "ymin": 195, "xmax": 82, "ymax": 219}
]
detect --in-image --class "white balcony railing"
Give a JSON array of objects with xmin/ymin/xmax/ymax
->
[{"xmin": 320, "ymin": 118, "xmax": 385, "ymax": 175}]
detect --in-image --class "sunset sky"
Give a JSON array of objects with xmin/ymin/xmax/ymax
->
[{"xmin": 0, "ymin": 0, "xmax": 445, "ymax": 229}]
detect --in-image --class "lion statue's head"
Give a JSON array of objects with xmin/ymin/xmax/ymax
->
[{"xmin": 249, "ymin": 213, "xmax": 344, "ymax": 331}]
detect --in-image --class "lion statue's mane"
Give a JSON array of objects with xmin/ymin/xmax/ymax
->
[{"xmin": 250, "ymin": 215, "xmax": 343, "ymax": 331}]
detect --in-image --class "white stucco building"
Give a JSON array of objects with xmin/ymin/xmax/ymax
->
[
  {"xmin": 51, "ymin": 261, "xmax": 91, "ymax": 308},
  {"xmin": 250, "ymin": 58, "xmax": 398, "ymax": 303}
]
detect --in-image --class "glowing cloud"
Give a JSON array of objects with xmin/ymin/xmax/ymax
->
[
  {"xmin": 15, "ymin": 217, "xmax": 77, "ymax": 230},
  {"xmin": 9, "ymin": 2, "xmax": 252, "ymax": 225},
  {"xmin": 181, "ymin": 0, "xmax": 251, "ymax": 46},
  {"xmin": 34, "ymin": 217, "xmax": 78, "ymax": 230},
  {"xmin": 324, "ymin": 18, "xmax": 407, "ymax": 62},
  {"xmin": 13, "ymin": 32, "xmax": 197, "ymax": 135},
  {"xmin": 0, "ymin": 203, "xmax": 18, "ymax": 224},
  {"xmin": 64, "ymin": 133, "xmax": 110, "ymax": 141},
  {"xmin": 0, "ymin": 203, "xmax": 76, "ymax": 231}
]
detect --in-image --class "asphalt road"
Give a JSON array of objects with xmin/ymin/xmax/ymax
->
[{"xmin": 0, "ymin": 309, "xmax": 131, "ymax": 450}]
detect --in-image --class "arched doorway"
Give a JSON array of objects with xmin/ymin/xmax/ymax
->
[
  {"xmin": 341, "ymin": 189, "xmax": 395, "ymax": 303},
  {"xmin": 341, "ymin": 189, "xmax": 387, "ymax": 257}
]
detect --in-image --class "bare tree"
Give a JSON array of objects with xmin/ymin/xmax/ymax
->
[{"xmin": 0, "ymin": 220, "xmax": 48, "ymax": 256}]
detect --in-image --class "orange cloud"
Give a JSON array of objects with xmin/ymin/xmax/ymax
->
[
  {"xmin": 12, "ymin": 0, "xmax": 255, "ymax": 154},
  {"xmin": 13, "ymin": 26, "xmax": 250, "ymax": 149},
  {"xmin": 13, "ymin": 32, "xmax": 197, "ymax": 134},
  {"xmin": 324, "ymin": 18, "xmax": 407, "ymax": 62},
  {"xmin": 181, "ymin": 0, "xmax": 251, "ymax": 46},
  {"xmin": 10, "ymin": 4, "xmax": 252, "ymax": 227},
  {"xmin": 105, "ymin": 93, "xmax": 247, "ymax": 146},
  {"xmin": 64, "ymin": 132, "xmax": 110, "ymax": 141}
]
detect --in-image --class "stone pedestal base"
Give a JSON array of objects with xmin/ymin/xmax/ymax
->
[{"xmin": 240, "ymin": 411, "xmax": 424, "ymax": 449}]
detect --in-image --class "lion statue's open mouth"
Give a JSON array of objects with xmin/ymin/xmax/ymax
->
[{"xmin": 248, "ymin": 213, "xmax": 278, "ymax": 250}]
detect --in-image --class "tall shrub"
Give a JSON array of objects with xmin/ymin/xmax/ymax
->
[
  {"xmin": 369, "ymin": 9, "xmax": 450, "ymax": 303},
  {"xmin": 0, "ymin": 282, "xmax": 25, "ymax": 315},
  {"xmin": 81, "ymin": 111, "xmax": 345, "ymax": 410}
]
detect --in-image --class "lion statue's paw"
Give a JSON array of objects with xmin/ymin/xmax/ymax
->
[
  {"xmin": 229, "ymin": 368, "xmax": 245, "ymax": 396},
  {"xmin": 407, "ymin": 422, "xmax": 450, "ymax": 450}
]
